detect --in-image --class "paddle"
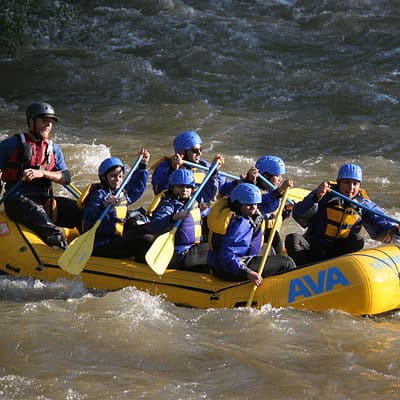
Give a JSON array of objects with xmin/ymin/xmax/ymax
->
[
  {"xmin": 58, "ymin": 155, "xmax": 143, "ymax": 275},
  {"xmin": 145, "ymin": 160, "xmax": 221, "ymax": 275},
  {"xmin": 246, "ymin": 188, "xmax": 289, "ymax": 307},
  {"xmin": 0, "ymin": 181, "xmax": 23, "ymax": 205},
  {"xmin": 68, "ymin": 182, "xmax": 82, "ymax": 196},
  {"xmin": 182, "ymin": 160, "xmax": 305, "ymax": 205},
  {"xmin": 64, "ymin": 184, "xmax": 81, "ymax": 199},
  {"xmin": 329, "ymin": 188, "xmax": 400, "ymax": 225}
]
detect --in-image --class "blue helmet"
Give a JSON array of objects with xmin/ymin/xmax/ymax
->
[
  {"xmin": 337, "ymin": 163, "xmax": 363, "ymax": 182},
  {"xmin": 98, "ymin": 157, "xmax": 125, "ymax": 179},
  {"xmin": 255, "ymin": 155, "xmax": 285, "ymax": 175},
  {"xmin": 169, "ymin": 168, "xmax": 195, "ymax": 187},
  {"xmin": 231, "ymin": 183, "xmax": 262, "ymax": 204},
  {"xmin": 173, "ymin": 131, "xmax": 202, "ymax": 153}
]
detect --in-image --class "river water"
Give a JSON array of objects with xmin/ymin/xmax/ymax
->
[{"xmin": 1, "ymin": 1, "xmax": 400, "ymax": 399}]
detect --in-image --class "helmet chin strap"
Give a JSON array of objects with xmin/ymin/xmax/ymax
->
[{"xmin": 30, "ymin": 117, "xmax": 43, "ymax": 140}]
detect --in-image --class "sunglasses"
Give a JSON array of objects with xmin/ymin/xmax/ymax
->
[
  {"xmin": 189, "ymin": 147, "xmax": 202, "ymax": 155},
  {"xmin": 175, "ymin": 184, "xmax": 194, "ymax": 189}
]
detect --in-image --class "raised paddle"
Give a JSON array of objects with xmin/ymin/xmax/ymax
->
[
  {"xmin": 182, "ymin": 160, "xmax": 306, "ymax": 205},
  {"xmin": 246, "ymin": 187, "xmax": 289, "ymax": 307},
  {"xmin": 58, "ymin": 155, "xmax": 143, "ymax": 275},
  {"xmin": 0, "ymin": 181, "xmax": 23, "ymax": 205},
  {"xmin": 329, "ymin": 188, "xmax": 400, "ymax": 225},
  {"xmin": 145, "ymin": 160, "xmax": 221, "ymax": 275}
]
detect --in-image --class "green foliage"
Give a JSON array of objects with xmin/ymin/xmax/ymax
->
[{"xmin": 0, "ymin": 0, "xmax": 80, "ymax": 51}]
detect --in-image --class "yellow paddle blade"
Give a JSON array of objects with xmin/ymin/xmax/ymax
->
[
  {"xmin": 58, "ymin": 220, "xmax": 101, "ymax": 275},
  {"xmin": 145, "ymin": 227, "xmax": 177, "ymax": 275},
  {"xmin": 288, "ymin": 187, "xmax": 310, "ymax": 203}
]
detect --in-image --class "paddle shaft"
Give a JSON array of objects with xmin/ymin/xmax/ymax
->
[
  {"xmin": 145, "ymin": 160, "xmax": 220, "ymax": 275},
  {"xmin": 98, "ymin": 156, "xmax": 143, "ymax": 221},
  {"xmin": 183, "ymin": 160, "xmax": 295, "ymax": 205},
  {"xmin": 246, "ymin": 188, "xmax": 289, "ymax": 307},
  {"xmin": 174, "ymin": 160, "xmax": 220, "ymax": 230},
  {"xmin": 64, "ymin": 184, "xmax": 80, "ymax": 199},
  {"xmin": 2, "ymin": 180, "xmax": 81, "ymax": 204},
  {"xmin": 329, "ymin": 188, "xmax": 400, "ymax": 225}
]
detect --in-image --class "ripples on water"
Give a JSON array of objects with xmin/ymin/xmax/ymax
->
[
  {"xmin": 1, "ymin": 1, "xmax": 400, "ymax": 398},
  {"xmin": 0, "ymin": 277, "xmax": 400, "ymax": 399}
]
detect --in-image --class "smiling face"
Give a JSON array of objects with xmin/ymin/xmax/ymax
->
[
  {"xmin": 28, "ymin": 116, "xmax": 55, "ymax": 140},
  {"xmin": 338, "ymin": 178, "xmax": 360, "ymax": 199},
  {"xmin": 106, "ymin": 166, "xmax": 124, "ymax": 190},
  {"xmin": 185, "ymin": 146, "xmax": 202, "ymax": 163}
]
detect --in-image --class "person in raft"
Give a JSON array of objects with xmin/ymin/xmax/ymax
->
[
  {"xmin": 147, "ymin": 168, "xmax": 209, "ymax": 271},
  {"xmin": 285, "ymin": 163, "xmax": 400, "ymax": 266},
  {"xmin": 151, "ymin": 130, "xmax": 226, "ymax": 210},
  {"xmin": 224, "ymin": 155, "xmax": 294, "ymax": 255},
  {"xmin": 207, "ymin": 183, "xmax": 296, "ymax": 286},
  {"xmin": 80, "ymin": 151, "xmax": 153, "ymax": 261},
  {"xmin": 0, "ymin": 101, "xmax": 82, "ymax": 249}
]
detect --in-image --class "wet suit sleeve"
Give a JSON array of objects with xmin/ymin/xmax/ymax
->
[
  {"xmin": 125, "ymin": 166, "xmax": 149, "ymax": 204},
  {"xmin": 82, "ymin": 187, "xmax": 116, "ymax": 238},
  {"xmin": 151, "ymin": 160, "xmax": 172, "ymax": 195},
  {"xmin": 292, "ymin": 189, "xmax": 320, "ymax": 228},
  {"xmin": 360, "ymin": 198, "xmax": 399, "ymax": 243},
  {"xmin": 217, "ymin": 218, "xmax": 254, "ymax": 280},
  {"xmin": 148, "ymin": 199, "xmax": 179, "ymax": 235}
]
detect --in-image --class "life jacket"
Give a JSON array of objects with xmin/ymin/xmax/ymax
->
[
  {"xmin": 114, "ymin": 195, "xmax": 128, "ymax": 236},
  {"xmin": 76, "ymin": 183, "xmax": 96, "ymax": 208},
  {"xmin": 207, "ymin": 197, "xmax": 234, "ymax": 234},
  {"xmin": 208, "ymin": 197, "xmax": 265, "ymax": 250},
  {"xmin": 324, "ymin": 184, "xmax": 369, "ymax": 240},
  {"xmin": 150, "ymin": 156, "xmax": 170, "ymax": 171},
  {"xmin": 79, "ymin": 183, "xmax": 128, "ymax": 236},
  {"xmin": 176, "ymin": 203, "xmax": 202, "ymax": 247},
  {"xmin": 146, "ymin": 190, "xmax": 167, "ymax": 215},
  {"xmin": 265, "ymin": 213, "xmax": 282, "ymax": 230},
  {"xmin": 192, "ymin": 168, "xmax": 206, "ymax": 185},
  {"xmin": 1, "ymin": 133, "xmax": 55, "ymax": 184}
]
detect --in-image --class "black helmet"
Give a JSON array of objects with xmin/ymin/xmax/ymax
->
[{"xmin": 26, "ymin": 102, "xmax": 59, "ymax": 122}]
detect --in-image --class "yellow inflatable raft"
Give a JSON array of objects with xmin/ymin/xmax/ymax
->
[{"xmin": 1, "ymin": 211, "xmax": 399, "ymax": 316}]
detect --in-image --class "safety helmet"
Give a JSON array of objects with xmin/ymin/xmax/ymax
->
[
  {"xmin": 255, "ymin": 155, "xmax": 285, "ymax": 175},
  {"xmin": 173, "ymin": 131, "xmax": 202, "ymax": 153},
  {"xmin": 337, "ymin": 163, "xmax": 363, "ymax": 182},
  {"xmin": 169, "ymin": 168, "xmax": 195, "ymax": 187},
  {"xmin": 98, "ymin": 157, "xmax": 125, "ymax": 179},
  {"xmin": 231, "ymin": 183, "xmax": 262, "ymax": 204},
  {"xmin": 26, "ymin": 102, "xmax": 59, "ymax": 122}
]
